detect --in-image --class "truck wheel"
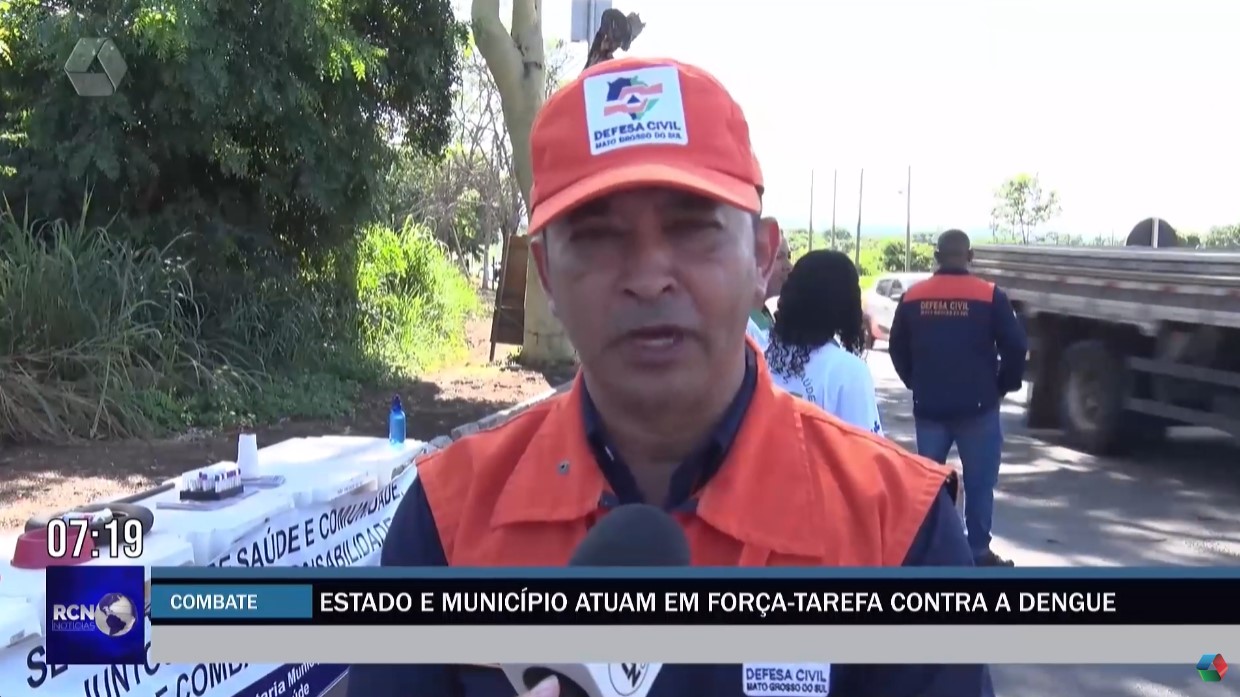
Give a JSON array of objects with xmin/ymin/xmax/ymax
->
[
  {"xmin": 1123, "ymin": 412, "xmax": 1170, "ymax": 445},
  {"xmin": 1059, "ymin": 340, "xmax": 1129, "ymax": 454}
]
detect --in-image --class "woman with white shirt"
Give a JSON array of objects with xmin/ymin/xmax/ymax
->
[{"xmin": 765, "ymin": 250, "xmax": 884, "ymax": 435}]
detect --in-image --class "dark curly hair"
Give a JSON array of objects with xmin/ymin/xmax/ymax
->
[{"xmin": 766, "ymin": 249, "xmax": 866, "ymax": 376}]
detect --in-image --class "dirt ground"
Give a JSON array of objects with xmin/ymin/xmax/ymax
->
[{"xmin": 0, "ymin": 308, "xmax": 576, "ymax": 533}]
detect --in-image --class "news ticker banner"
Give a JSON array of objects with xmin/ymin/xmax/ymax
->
[{"xmin": 139, "ymin": 567, "xmax": 1240, "ymax": 665}]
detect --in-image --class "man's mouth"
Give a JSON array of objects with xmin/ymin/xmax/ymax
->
[{"xmin": 623, "ymin": 326, "xmax": 686, "ymax": 349}]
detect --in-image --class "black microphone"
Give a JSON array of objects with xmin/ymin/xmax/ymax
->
[
  {"xmin": 569, "ymin": 503, "xmax": 692, "ymax": 567},
  {"xmin": 502, "ymin": 504, "xmax": 688, "ymax": 697}
]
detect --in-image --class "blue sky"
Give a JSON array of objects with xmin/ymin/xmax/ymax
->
[{"xmin": 464, "ymin": 0, "xmax": 1240, "ymax": 236}]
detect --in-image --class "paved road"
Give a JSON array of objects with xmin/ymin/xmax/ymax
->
[{"xmin": 866, "ymin": 346, "xmax": 1240, "ymax": 697}]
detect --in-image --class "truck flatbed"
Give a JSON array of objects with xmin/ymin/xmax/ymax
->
[
  {"xmin": 969, "ymin": 243, "xmax": 1240, "ymax": 453},
  {"xmin": 972, "ymin": 245, "xmax": 1240, "ymax": 332}
]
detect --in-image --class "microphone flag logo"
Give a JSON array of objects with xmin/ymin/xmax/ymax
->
[{"xmin": 609, "ymin": 663, "xmax": 650, "ymax": 695}]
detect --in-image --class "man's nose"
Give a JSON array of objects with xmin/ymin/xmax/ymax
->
[{"xmin": 620, "ymin": 229, "xmax": 677, "ymax": 300}]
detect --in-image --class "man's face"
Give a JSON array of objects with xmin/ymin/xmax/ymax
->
[
  {"xmin": 766, "ymin": 235, "xmax": 792, "ymax": 298},
  {"xmin": 534, "ymin": 188, "xmax": 776, "ymax": 408}
]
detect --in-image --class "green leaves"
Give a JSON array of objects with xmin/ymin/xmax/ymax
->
[
  {"xmin": 1204, "ymin": 224, "xmax": 1240, "ymax": 248},
  {"xmin": 1, "ymin": 0, "xmax": 466, "ymax": 261},
  {"xmin": 990, "ymin": 174, "xmax": 1062, "ymax": 244}
]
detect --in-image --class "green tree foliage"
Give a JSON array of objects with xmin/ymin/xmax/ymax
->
[
  {"xmin": 784, "ymin": 227, "xmax": 855, "ymax": 260},
  {"xmin": 371, "ymin": 40, "xmax": 574, "ymax": 276},
  {"xmin": 373, "ymin": 145, "xmax": 491, "ymax": 266},
  {"xmin": 0, "ymin": 0, "xmax": 480, "ymax": 441},
  {"xmin": 1040, "ymin": 231, "xmax": 1086, "ymax": 246},
  {"xmin": 783, "ymin": 227, "xmax": 813, "ymax": 259},
  {"xmin": 781, "ymin": 227, "xmax": 882, "ymax": 282},
  {"xmin": 990, "ymin": 174, "xmax": 1062, "ymax": 244},
  {"xmin": 821, "ymin": 226, "xmax": 855, "ymax": 252},
  {"xmin": 0, "ymin": 0, "xmax": 465, "ymax": 257},
  {"xmin": 1205, "ymin": 223, "xmax": 1240, "ymax": 248},
  {"xmin": 880, "ymin": 240, "xmax": 934, "ymax": 272}
]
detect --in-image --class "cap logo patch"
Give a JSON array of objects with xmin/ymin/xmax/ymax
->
[{"xmin": 583, "ymin": 65, "xmax": 688, "ymax": 155}]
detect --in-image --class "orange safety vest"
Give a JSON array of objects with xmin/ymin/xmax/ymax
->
[
  {"xmin": 902, "ymin": 273, "xmax": 995, "ymax": 305},
  {"xmin": 417, "ymin": 357, "xmax": 950, "ymax": 567}
]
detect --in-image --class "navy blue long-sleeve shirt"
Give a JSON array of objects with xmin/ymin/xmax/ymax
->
[{"xmin": 889, "ymin": 269, "xmax": 1027, "ymax": 421}]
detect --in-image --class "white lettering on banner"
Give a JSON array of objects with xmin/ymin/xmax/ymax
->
[
  {"xmin": 6, "ymin": 610, "xmax": 349, "ymax": 697},
  {"xmin": 302, "ymin": 518, "xmax": 391, "ymax": 568},
  {"xmin": 10, "ymin": 644, "xmax": 327, "ymax": 697},
  {"xmin": 0, "ymin": 465, "xmax": 416, "ymax": 697},
  {"xmin": 210, "ymin": 476, "xmax": 405, "ymax": 567},
  {"xmin": 9, "ymin": 627, "xmax": 255, "ymax": 697}
]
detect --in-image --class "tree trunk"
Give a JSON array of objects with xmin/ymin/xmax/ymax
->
[{"xmin": 471, "ymin": 0, "xmax": 574, "ymax": 365}]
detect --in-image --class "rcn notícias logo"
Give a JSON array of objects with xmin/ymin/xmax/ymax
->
[
  {"xmin": 1198, "ymin": 653, "xmax": 1228, "ymax": 682},
  {"xmin": 51, "ymin": 592, "xmax": 139, "ymax": 638},
  {"xmin": 603, "ymin": 77, "xmax": 663, "ymax": 121}
]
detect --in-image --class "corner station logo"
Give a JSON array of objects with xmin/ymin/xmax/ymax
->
[{"xmin": 603, "ymin": 77, "xmax": 663, "ymax": 121}]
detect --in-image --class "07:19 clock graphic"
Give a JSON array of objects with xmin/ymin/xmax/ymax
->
[{"xmin": 45, "ymin": 516, "xmax": 144, "ymax": 559}]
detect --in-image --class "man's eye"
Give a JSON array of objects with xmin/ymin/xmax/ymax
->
[
  {"xmin": 668, "ymin": 220, "xmax": 720, "ymax": 234},
  {"xmin": 570, "ymin": 226, "xmax": 618, "ymax": 241}
]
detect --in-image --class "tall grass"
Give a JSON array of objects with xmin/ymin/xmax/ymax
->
[
  {"xmin": 0, "ymin": 195, "xmax": 257, "ymax": 439},
  {"xmin": 0, "ymin": 197, "xmax": 479, "ymax": 442},
  {"xmin": 355, "ymin": 220, "xmax": 478, "ymax": 372}
]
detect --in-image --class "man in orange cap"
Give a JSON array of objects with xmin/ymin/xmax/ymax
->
[{"xmin": 350, "ymin": 56, "xmax": 992, "ymax": 697}]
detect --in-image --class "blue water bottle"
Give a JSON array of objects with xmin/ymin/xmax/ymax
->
[{"xmin": 388, "ymin": 396, "xmax": 406, "ymax": 445}]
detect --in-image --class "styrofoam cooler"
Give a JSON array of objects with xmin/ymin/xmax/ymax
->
[
  {"xmin": 248, "ymin": 436, "xmax": 425, "ymax": 506},
  {"xmin": 0, "ymin": 595, "xmax": 41, "ymax": 662}
]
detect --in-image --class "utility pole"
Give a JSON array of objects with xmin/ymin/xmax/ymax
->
[
  {"xmin": 808, "ymin": 170, "xmax": 815, "ymax": 251},
  {"xmin": 905, "ymin": 165, "xmax": 912, "ymax": 271},
  {"xmin": 830, "ymin": 169, "xmax": 837, "ymax": 250},
  {"xmin": 855, "ymin": 169, "xmax": 864, "ymax": 267}
]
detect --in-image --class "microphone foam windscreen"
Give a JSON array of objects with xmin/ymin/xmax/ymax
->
[{"xmin": 569, "ymin": 503, "xmax": 691, "ymax": 567}]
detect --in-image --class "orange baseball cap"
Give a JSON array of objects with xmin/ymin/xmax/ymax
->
[{"xmin": 528, "ymin": 56, "xmax": 763, "ymax": 233}]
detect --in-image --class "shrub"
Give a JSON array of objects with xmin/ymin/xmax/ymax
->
[
  {"xmin": 880, "ymin": 240, "xmax": 935, "ymax": 273},
  {"xmin": 0, "ymin": 199, "xmax": 479, "ymax": 442},
  {"xmin": 354, "ymin": 220, "xmax": 479, "ymax": 372},
  {"xmin": 856, "ymin": 244, "xmax": 883, "ymax": 277}
]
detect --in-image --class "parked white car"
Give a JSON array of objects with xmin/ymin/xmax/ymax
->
[{"xmin": 862, "ymin": 272, "xmax": 931, "ymax": 347}]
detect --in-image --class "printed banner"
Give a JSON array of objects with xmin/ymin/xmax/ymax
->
[
  {"xmin": 207, "ymin": 466, "xmax": 411, "ymax": 568},
  {"xmin": 0, "ymin": 465, "xmax": 415, "ymax": 697}
]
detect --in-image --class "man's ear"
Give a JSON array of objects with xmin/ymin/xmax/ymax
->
[
  {"xmin": 755, "ymin": 219, "xmax": 779, "ymax": 284},
  {"xmin": 528, "ymin": 235, "xmax": 558, "ymax": 317},
  {"xmin": 966, "ymin": 249, "xmax": 975, "ymax": 263}
]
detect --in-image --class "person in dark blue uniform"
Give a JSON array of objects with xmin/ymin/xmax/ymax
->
[{"xmin": 888, "ymin": 230, "xmax": 1028, "ymax": 567}]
